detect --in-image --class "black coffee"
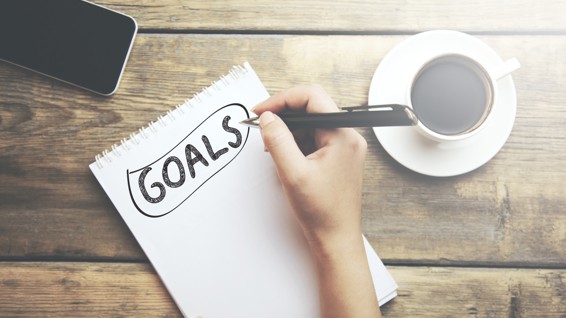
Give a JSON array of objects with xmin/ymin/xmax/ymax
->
[{"xmin": 411, "ymin": 56, "xmax": 491, "ymax": 135}]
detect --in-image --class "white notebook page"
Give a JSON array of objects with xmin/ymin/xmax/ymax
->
[{"xmin": 90, "ymin": 62, "xmax": 397, "ymax": 318}]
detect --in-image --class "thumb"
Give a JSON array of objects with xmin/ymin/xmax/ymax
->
[{"xmin": 259, "ymin": 111, "xmax": 306, "ymax": 176}]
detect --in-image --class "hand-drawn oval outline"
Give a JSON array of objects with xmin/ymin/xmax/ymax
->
[{"xmin": 126, "ymin": 103, "xmax": 250, "ymax": 218}]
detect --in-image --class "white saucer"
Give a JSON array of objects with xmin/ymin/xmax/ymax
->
[{"xmin": 369, "ymin": 30, "xmax": 517, "ymax": 177}]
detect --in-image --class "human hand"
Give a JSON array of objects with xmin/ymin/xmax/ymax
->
[
  {"xmin": 254, "ymin": 85, "xmax": 380, "ymax": 318},
  {"xmin": 252, "ymin": 85, "xmax": 368, "ymax": 253}
]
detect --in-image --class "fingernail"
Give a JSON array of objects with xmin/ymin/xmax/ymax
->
[{"xmin": 259, "ymin": 111, "xmax": 275, "ymax": 128}]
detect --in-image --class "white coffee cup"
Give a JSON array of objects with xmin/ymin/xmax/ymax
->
[{"xmin": 407, "ymin": 53, "xmax": 520, "ymax": 142}]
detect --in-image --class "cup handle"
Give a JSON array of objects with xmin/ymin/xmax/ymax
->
[{"xmin": 491, "ymin": 57, "xmax": 521, "ymax": 81}]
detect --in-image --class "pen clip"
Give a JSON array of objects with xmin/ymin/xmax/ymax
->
[
  {"xmin": 341, "ymin": 104, "xmax": 404, "ymax": 112},
  {"xmin": 341, "ymin": 104, "xmax": 418, "ymax": 125}
]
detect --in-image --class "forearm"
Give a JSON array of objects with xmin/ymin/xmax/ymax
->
[{"xmin": 307, "ymin": 232, "xmax": 381, "ymax": 318}]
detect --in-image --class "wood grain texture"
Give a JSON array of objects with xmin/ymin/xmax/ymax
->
[
  {"xmin": 0, "ymin": 262, "xmax": 181, "ymax": 317},
  {"xmin": 0, "ymin": 262, "xmax": 564, "ymax": 317},
  {"xmin": 2, "ymin": 2, "xmax": 564, "ymax": 316},
  {"xmin": 1, "ymin": 35, "xmax": 565, "ymax": 267},
  {"xmin": 97, "ymin": 0, "xmax": 566, "ymax": 33}
]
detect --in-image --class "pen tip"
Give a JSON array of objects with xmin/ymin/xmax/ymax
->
[{"xmin": 239, "ymin": 117, "xmax": 260, "ymax": 127}]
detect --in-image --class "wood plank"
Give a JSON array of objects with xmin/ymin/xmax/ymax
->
[
  {"xmin": 385, "ymin": 266, "xmax": 566, "ymax": 317},
  {"xmin": 0, "ymin": 262, "xmax": 181, "ymax": 317},
  {"xmin": 0, "ymin": 35, "xmax": 565, "ymax": 266},
  {"xmin": 0, "ymin": 262, "xmax": 564, "ymax": 317},
  {"xmin": 99, "ymin": 0, "xmax": 566, "ymax": 33}
]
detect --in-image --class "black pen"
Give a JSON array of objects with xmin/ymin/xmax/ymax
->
[{"xmin": 239, "ymin": 104, "xmax": 418, "ymax": 129}]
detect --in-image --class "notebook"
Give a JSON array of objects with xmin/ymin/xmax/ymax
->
[{"xmin": 90, "ymin": 62, "xmax": 397, "ymax": 318}]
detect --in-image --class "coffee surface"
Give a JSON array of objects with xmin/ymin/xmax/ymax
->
[{"xmin": 411, "ymin": 59, "xmax": 489, "ymax": 135}]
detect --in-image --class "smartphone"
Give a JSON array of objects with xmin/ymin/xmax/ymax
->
[{"xmin": 0, "ymin": 0, "xmax": 137, "ymax": 95}]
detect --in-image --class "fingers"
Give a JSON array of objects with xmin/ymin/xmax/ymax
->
[
  {"xmin": 254, "ymin": 85, "xmax": 362, "ymax": 155},
  {"xmin": 253, "ymin": 85, "xmax": 339, "ymax": 115},
  {"xmin": 258, "ymin": 111, "xmax": 308, "ymax": 179}
]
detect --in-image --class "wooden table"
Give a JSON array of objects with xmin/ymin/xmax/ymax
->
[{"xmin": 1, "ymin": 1, "xmax": 565, "ymax": 316}]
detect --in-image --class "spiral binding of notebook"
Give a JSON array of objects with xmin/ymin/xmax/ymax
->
[{"xmin": 93, "ymin": 64, "xmax": 249, "ymax": 169}]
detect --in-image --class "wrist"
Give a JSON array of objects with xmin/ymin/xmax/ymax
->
[{"xmin": 304, "ymin": 228, "xmax": 365, "ymax": 263}]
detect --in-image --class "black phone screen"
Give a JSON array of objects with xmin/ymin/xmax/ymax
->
[{"xmin": 0, "ymin": 1, "xmax": 137, "ymax": 95}]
